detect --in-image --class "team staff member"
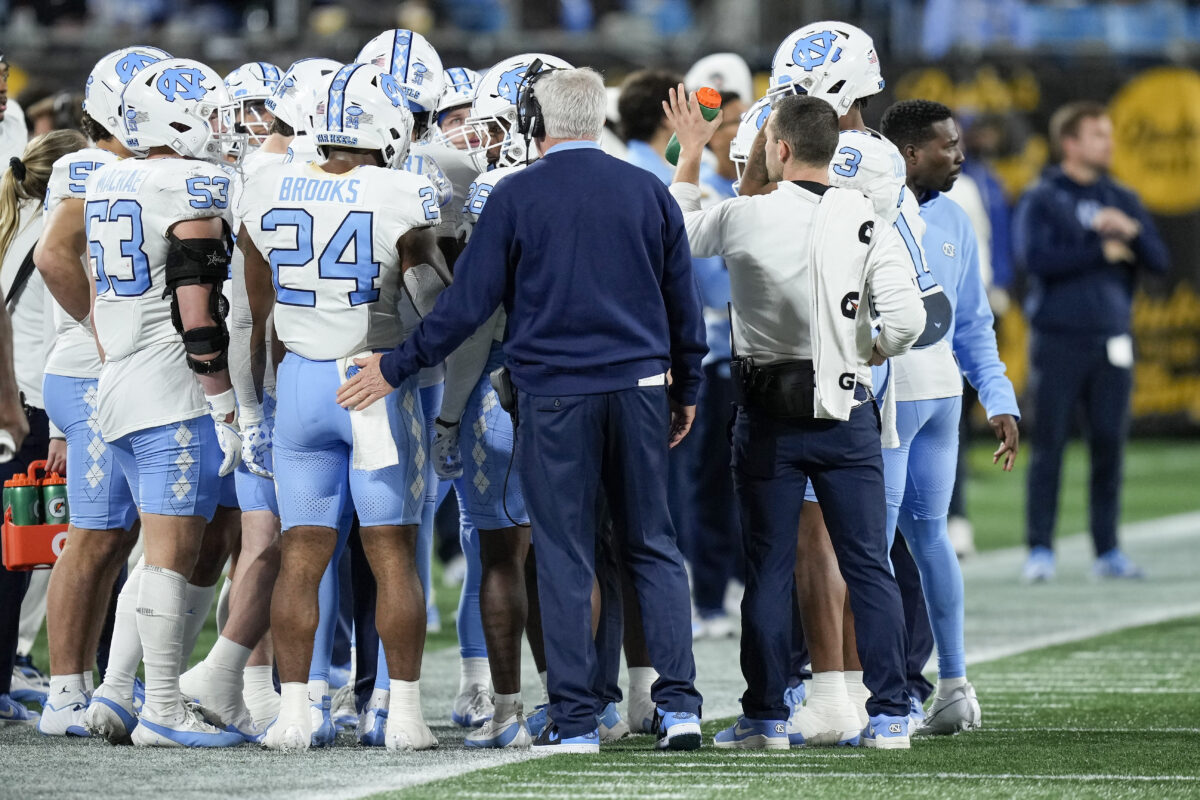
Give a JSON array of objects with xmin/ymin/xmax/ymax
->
[
  {"xmin": 1014, "ymin": 101, "xmax": 1168, "ymax": 582},
  {"xmin": 665, "ymin": 89, "xmax": 925, "ymax": 750},
  {"xmin": 338, "ymin": 66, "xmax": 706, "ymax": 754}
]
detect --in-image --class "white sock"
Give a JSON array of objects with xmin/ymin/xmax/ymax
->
[
  {"xmin": 628, "ymin": 666, "xmax": 657, "ymax": 700},
  {"xmin": 279, "ymin": 682, "xmax": 310, "ymax": 732},
  {"xmin": 215, "ymin": 576, "xmax": 233, "ymax": 634},
  {"xmin": 388, "ymin": 679, "xmax": 425, "ymax": 723},
  {"xmin": 206, "ymin": 636, "xmax": 251, "ymax": 697},
  {"xmin": 48, "ymin": 674, "xmax": 87, "ymax": 703},
  {"xmin": 366, "ymin": 687, "xmax": 390, "ymax": 711},
  {"xmin": 137, "ymin": 565, "xmax": 188, "ymax": 718},
  {"xmin": 307, "ymin": 678, "xmax": 329, "ymax": 704},
  {"xmin": 83, "ymin": 670, "xmax": 94, "ymax": 695},
  {"xmin": 493, "ymin": 691, "xmax": 521, "ymax": 724},
  {"xmin": 458, "ymin": 657, "xmax": 490, "ymax": 695},
  {"xmin": 103, "ymin": 561, "xmax": 144, "ymax": 698},
  {"xmin": 806, "ymin": 671, "xmax": 850, "ymax": 711},
  {"xmin": 179, "ymin": 582, "xmax": 218, "ymax": 671},
  {"xmin": 936, "ymin": 676, "xmax": 967, "ymax": 700},
  {"xmin": 844, "ymin": 671, "xmax": 871, "ymax": 706},
  {"xmin": 538, "ymin": 671, "xmax": 549, "ymax": 706},
  {"xmin": 243, "ymin": 665, "xmax": 279, "ymax": 722}
]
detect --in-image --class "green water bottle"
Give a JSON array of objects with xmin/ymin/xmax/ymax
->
[
  {"xmin": 42, "ymin": 473, "xmax": 69, "ymax": 525},
  {"xmin": 8, "ymin": 476, "xmax": 41, "ymax": 526},
  {"xmin": 665, "ymin": 87, "xmax": 723, "ymax": 166}
]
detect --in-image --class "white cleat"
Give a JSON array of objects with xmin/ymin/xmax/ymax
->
[
  {"xmin": 131, "ymin": 705, "xmax": 244, "ymax": 748},
  {"xmin": 85, "ymin": 684, "xmax": 138, "ymax": 745},
  {"xmin": 451, "ymin": 684, "xmax": 494, "ymax": 728},
  {"xmin": 787, "ymin": 702, "xmax": 862, "ymax": 747},
  {"xmin": 263, "ymin": 719, "xmax": 311, "ymax": 752},
  {"xmin": 464, "ymin": 714, "xmax": 531, "ymax": 749},
  {"xmin": 179, "ymin": 662, "xmax": 263, "ymax": 742},
  {"xmin": 37, "ymin": 693, "xmax": 91, "ymax": 737},
  {"xmin": 331, "ymin": 684, "xmax": 357, "ymax": 730},
  {"xmin": 627, "ymin": 692, "xmax": 657, "ymax": 735},
  {"xmin": 386, "ymin": 717, "xmax": 439, "ymax": 751},
  {"xmin": 916, "ymin": 683, "xmax": 982, "ymax": 736}
]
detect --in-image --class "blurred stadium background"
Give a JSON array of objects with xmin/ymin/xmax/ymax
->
[{"xmin": 7, "ymin": 0, "xmax": 1200, "ymax": 436}]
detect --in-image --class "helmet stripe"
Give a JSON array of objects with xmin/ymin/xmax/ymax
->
[{"xmin": 327, "ymin": 63, "xmax": 362, "ymax": 133}]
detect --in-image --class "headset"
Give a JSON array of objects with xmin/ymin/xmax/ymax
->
[{"xmin": 515, "ymin": 58, "xmax": 559, "ymax": 142}]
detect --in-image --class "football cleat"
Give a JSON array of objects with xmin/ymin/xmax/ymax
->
[
  {"xmin": 385, "ymin": 716, "xmax": 438, "ymax": 751},
  {"xmin": 37, "ymin": 694, "xmax": 91, "ymax": 737},
  {"xmin": 451, "ymin": 683, "xmax": 494, "ymax": 728},
  {"xmin": 531, "ymin": 722, "xmax": 599, "ymax": 754},
  {"xmin": 132, "ymin": 705, "xmax": 244, "ymax": 748},
  {"xmin": 908, "ymin": 695, "xmax": 927, "ymax": 731},
  {"xmin": 787, "ymin": 702, "xmax": 860, "ymax": 747},
  {"xmin": 713, "ymin": 716, "xmax": 788, "ymax": 750},
  {"xmin": 310, "ymin": 695, "xmax": 337, "ymax": 747},
  {"xmin": 358, "ymin": 706, "xmax": 388, "ymax": 747},
  {"xmin": 598, "ymin": 702, "xmax": 630, "ymax": 742},
  {"xmin": 861, "ymin": 714, "xmax": 910, "ymax": 750},
  {"xmin": 263, "ymin": 719, "xmax": 310, "ymax": 752},
  {"xmin": 85, "ymin": 684, "xmax": 138, "ymax": 744},
  {"xmin": 916, "ymin": 683, "xmax": 981, "ymax": 736},
  {"xmin": 331, "ymin": 684, "xmax": 357, "ymax": 730},
  {"xmin": 526, "ymin": 703, "xmax": 548, "ymax": 737},
  {"xmin": 464, "ymin": 713, "xmax": 531, "ymax": 749},
  {"xmin": 1022, "ymin": 547, "xmax": 1056, "ymax": 583},
  {"xmin": 628, "ymin": 692, "xmax": 657, "ymax": 735},
  {"xmin": 12, "ymin": 655, "xmax": 49, "ymax": 705},
  {"xmin": 1093, "ymin": 549, "xmax": 1145, "ymax": 580},
  {"xmin": 655, "ymin": 709, "xmax": 702, "ymax": 751},
  {"xmin": 783, "ymin": 683, "xmax": 806, "ymax": 717},
  {"xmin": 0, "ymin": 693, "xmax": 39, "ymax": 725}
]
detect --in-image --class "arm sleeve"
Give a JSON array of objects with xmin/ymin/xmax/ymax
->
[
  {"xmin": 951, "ymin": 220, "xmax": 1020, "ymax": 420},
  {"xmin": 380, "ymin": 194, "xmax": 514, "ymax": 387},
  {"xmin": 1012, "ymin": 188, "xmax": 1105, "ymax": 281},
  {"xmin": 660, "ymin": 194, "xmax": 707, "ymax": 406},
  {"xmin": 868, "ymin": 224, "xmax": 926, "ymax": 357},
  {"xmin": 1127, "ymin": 197, "xmax": 1170, "ymax": 275},
  {"xmin": 668, "ymin": 182, "xmax": 729, "ymax": 259},
  {"xmin": 227, "ymin": 247, "xmax": 264, "ymax": 423},
  {"xmin": 439, "ymin": 308, "xmax": 503, "ymax": 424}
]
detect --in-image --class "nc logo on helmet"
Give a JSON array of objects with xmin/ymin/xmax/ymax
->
[
  {"xmin": 755, "ymin": 105, "xmax": 771, "ymax": 130},
  {"xmin": 790, "ymin": 31, "xmax": 842, "ymax": 72},
  {"xmin": 116, "ymin": 53, "xmax": 160, "ymax": 84},
  {"xmin": 157, "ymin": 67, "xmax": 209, "ymax": 102},
  {"xmin": 495, "ymin": 65, "xmax": 528, "ymax": 104},
  {"xmin": 378, "ymin": 74, "xmax": 406, "ymax": 109}
]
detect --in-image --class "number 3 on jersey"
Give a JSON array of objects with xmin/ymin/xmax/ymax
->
[
  {"xmin": 86, "ymin": 199, "xmax": 152, "ymax": 297},
  {"xmin": 261, "ymin": 209, "xmax": 380, "ymax": 308}
]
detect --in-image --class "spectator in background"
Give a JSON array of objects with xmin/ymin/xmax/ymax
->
[
  {"xmin": 25, "ymin": 93, "xmax": 84, "ymax": 137},
  {"xmin": 1013, "ymin": 101, "xmax": 1169, "ymax": 582},
  {"xmin": 0, "ymin": 54, "xmax": 28, "ymax": 167}
]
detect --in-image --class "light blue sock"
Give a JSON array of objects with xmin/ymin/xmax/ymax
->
[
  {"xmin": 455, "ymin": 500, "xmax": 487, "ymax": 659},
  {"xmin": 900, "ymin": 512, "xmax": 965, "ymax": 679}
]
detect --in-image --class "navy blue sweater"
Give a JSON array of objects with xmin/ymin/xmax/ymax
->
[
  {"xmin": 380, "ymin": 141, "xmax": 707, "ymax": 405},
  {"xmin": 1013, "ymin": 167, "xmax": 1168, "ymax": 336}
]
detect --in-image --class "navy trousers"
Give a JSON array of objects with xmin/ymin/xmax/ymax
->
[
  {"xmin": 731, "ymin": 400, "xmax": 909, "ymax": 720},
  {"xmin": 518, "ymin": 387, "xmax": 701, "ymax": 737},
  {"xmin": 1026, "ymin": 331, "xmax": 1131, "ymax": 556},
  {"xmin": 892, "ymin": 534, "xmax": 935, "ymax": 704}
]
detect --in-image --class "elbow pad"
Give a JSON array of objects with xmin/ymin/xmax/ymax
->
[
  {"xmin": 165, "ymin": 235, "xmax": 232, "ymax": 374},
  {"xmin": 403, "ymin": 263, "xmax": 449, "ymax": 317}
]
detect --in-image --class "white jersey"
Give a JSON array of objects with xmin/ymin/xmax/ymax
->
[
  {"xmin": 239, "ymin": 161, "xmax": 439, "ymax": 361},
  {"xmin": 87, "ymin": 157, "xmax": 233, "ymax": 440},
  {"xmin": 0, "ymin": 101, "xmax": 27, "ymax": 166},
  {"xmin": 411, "ymin": 142, "xmax": 478, "ymax": 240},
  {"xmin": 828, "ymin": 129, "xmax": 907, "ymax": 224},
  {"xmin": 43, "ymin": 147, "xmax": 120, "ymax": 380}
]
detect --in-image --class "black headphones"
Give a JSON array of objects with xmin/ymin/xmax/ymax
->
[{"xmin": 515, "ymin": 59, "xmax": 557, "ymax": 140}]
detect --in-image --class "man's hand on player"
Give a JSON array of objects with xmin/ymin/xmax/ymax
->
[{"xmin": 336, "ymin": 353, "xmax": 394, "ymax": 411}]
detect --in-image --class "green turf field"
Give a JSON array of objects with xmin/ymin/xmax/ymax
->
[{"xmin": 381, "ymin": 616, "xmax": 1200, "ymax": 800}]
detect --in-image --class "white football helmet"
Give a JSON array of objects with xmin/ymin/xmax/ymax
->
[
  {"xmin": 83, "ymin": 46, "xmax": 172, "ymax": 141},
  {"xmin": 430, "ymin": 67, "xmax": 481, "ymax": 150},
  {"xmin": 355, "ymin": 29, "xmax": 444, "ymax": 135},
  {"xmin": 730, "ymin": 95, "xmax": 773, "ymax": 193},
  {"xmin": 265, "ymin": 57, "xmax": 343, "ymax": 135},
  {"xmin": 465, "ymin": 53, "xmax": 572, "ymax": 171},
  {"xmin": 119, "ymin": 58, "xmax": 227, "ymax": 161},
  {"xmin": 222, "ymin": 61, "xmax": 283, "ymax": 155},
  {"xmin": 769, "ymin": 21, "xmax": 885, "ymax": 117},
  {"xmin": 315, "ymin": 63, "xmax": 415, "ymax": 169}
]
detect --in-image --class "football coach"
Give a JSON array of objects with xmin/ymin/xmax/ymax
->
[{"xmin": 337, "ymin": 64, "xmax": 707, "ymax": 753}]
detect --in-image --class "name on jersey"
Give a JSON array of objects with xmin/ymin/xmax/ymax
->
[
  {"xmin": 91, "ymin": 167, "xmax": 148, "ymax": 195},
  {"xmin": 277, "ymin": 176, "xmax": 362, "ymax": 204}
]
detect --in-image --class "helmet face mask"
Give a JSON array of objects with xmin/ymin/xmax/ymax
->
[
  {"xmin": 221, "ymin": 62, "xmax": 282, "ymax": 158},
  {"xmin": 428, "ymin": 66, "xmax": 481, "ymax": 150},
  {"xmin": 119, "ymin": 58, "xmax": 228, "ymax": 161},
  {"xmin": 769, "ymin": 21, "xmax": 884, "ymax": 118},
  {"xmin": 83, "ymin": 46, "xmax": 172, "ymax": 141}
]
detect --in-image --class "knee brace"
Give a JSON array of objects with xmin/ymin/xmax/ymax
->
[{"xmin": 165, "ymin": 235, "xmax": 232, "ymax": 374}]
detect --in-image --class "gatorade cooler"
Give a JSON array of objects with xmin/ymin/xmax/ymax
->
[{"xmin": 1, "ymin": 460, "xmax": 69, "ymax": 570}]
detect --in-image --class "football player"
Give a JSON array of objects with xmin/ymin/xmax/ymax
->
[
  {"xmin": 83, "ymin": 56, "xmax": 243, "ymax": 748},
  {"xmin": 238, "ymin": 63, "xmax": 448, "ymax": 752},
  {"xmin": 34, "ymin": 46, "xmax": 168, "ymax": 738}
]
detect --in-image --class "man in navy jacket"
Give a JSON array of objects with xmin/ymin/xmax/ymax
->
[
  {"xmin": 338, "ymin": 66, "xmax": 707, "ymax": 753},
  {"xmin": 1013, "ymin": 101, "xmax": 1168, "ymax": 582}
]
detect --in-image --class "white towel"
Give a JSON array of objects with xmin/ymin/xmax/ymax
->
[
  {"xmin": 808, "ymin": 189, "xmax": 870, "ymax": 422},
  {"xmin": 337, "ymin": 352, "xmax": 400, "ymax": 472}
]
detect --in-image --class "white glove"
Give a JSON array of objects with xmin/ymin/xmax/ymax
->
[
  {"xmin": 206, "ymin": 389, "xmax": 243, "ymax": 478},
  {"xmin": 240, "ymin": 419, "xmax": 274, "ymax": 479},
  {"xmin": 432, "ymin": 419, "xmax": 463, "ymax": 479}
]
